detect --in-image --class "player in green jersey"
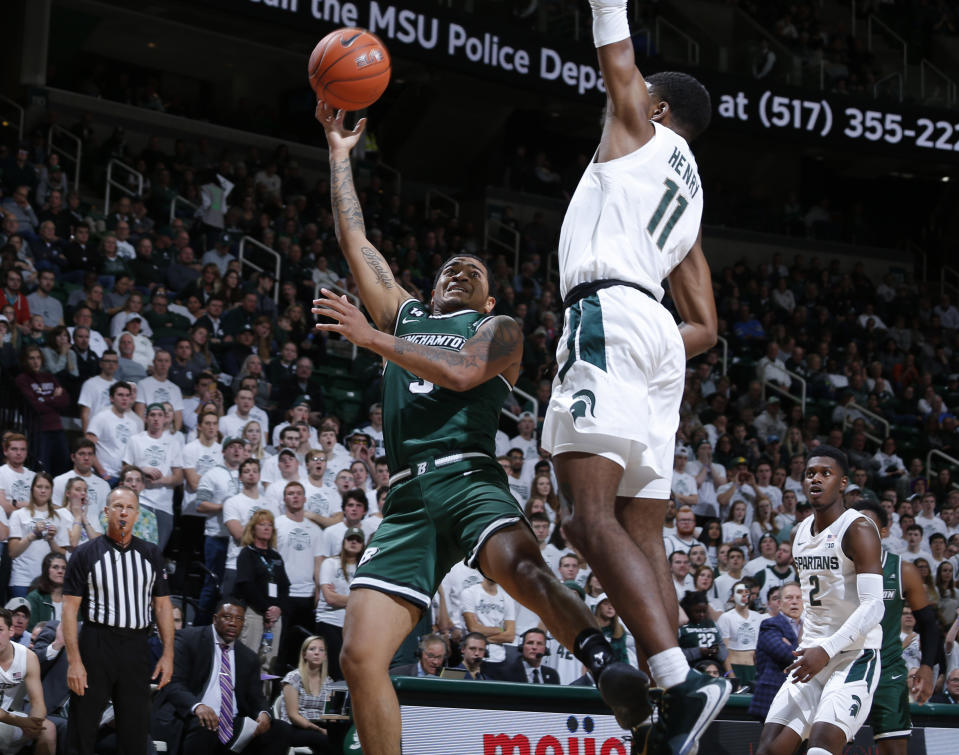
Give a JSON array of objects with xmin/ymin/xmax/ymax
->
[
  {"xmin": 310, "ymin": 103, "xmax": 651, "ymax": 755},
  {"xmin": 854, "ymin": 501, "xmax": 941, "ymax": 754}
]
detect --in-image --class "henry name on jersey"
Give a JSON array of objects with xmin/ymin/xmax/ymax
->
[{"xmin": 666, "ymin": 145, "xmax": 701, "ymax": 200}]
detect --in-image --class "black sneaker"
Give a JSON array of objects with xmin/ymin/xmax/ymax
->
[
  {"xmin": 655, "ymin": 669, "xmax": 731, "ymax": 755},
  {"xmin": 597, "ymin": 661, "xmax": 651, "ymax": 730}
]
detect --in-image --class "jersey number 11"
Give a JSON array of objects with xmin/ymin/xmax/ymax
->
[{"xmin": 647, "ymin": 178, "xmax": 689, "ymax": 250}]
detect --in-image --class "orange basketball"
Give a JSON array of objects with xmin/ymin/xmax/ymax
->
[{"xmin": 308, "ymin": 28, "xmax": 391, "ymax": 111}]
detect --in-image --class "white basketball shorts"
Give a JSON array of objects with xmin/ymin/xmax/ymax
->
[
  {"xmin": 764, "ymin": 647, "xmax": 881, "ymax": 743},
  {"xmin": 541, "ymin": 285, "xmax": 685, "ymax": 499}
]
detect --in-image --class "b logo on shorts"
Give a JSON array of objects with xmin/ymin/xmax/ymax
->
[
  {"xmin": 417, "ymin": 462, "xmax": 428, "ymax": 475},
  {"xmin": 358, "ymin": 546, "xmax": 378, "ymax": 567}
]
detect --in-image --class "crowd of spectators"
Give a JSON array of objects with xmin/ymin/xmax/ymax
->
[
  {"xmin": 2, "ymin": 102, "xmax": 959, "ymax": 749},
  {"xmin": 734, "ymin": 0, "xmax": 959, "ymax": 97}
]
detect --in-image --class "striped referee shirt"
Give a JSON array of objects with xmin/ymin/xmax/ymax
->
[{"xmin": 64, "ymin": 535, "xmax": 170, "ymax": 629}]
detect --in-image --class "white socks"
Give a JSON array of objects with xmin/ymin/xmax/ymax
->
[{"xmin": 647, "ymin": 647, "xmax": 690, "ymax": 690}]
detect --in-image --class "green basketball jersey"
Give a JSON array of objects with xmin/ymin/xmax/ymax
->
[
  {"xmin": 678, "ymin": 619, "xmax": 722, "ymax": 650},
  {"xmin": 382, "ymin": 299, "xmax": 511, "ymax": 471},
  {"xmin": 879, "ymin": 552, "xmax": 906, "ymax": 668}
]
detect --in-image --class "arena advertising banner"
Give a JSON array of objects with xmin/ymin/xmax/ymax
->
[
  {"xmin": 209, "ymin": 0, "xmax": 607, "ymax": 96},
  {"xmin": 396, "ymin": 706, "xmax": 956, "ymax": 755},
  {"xmin": 200, "ymin": 0, "xmax": 958, "ymax": 160},
  {"xmin": 399, "ymin": 706, "xmax": 631, "ymax": 754}
]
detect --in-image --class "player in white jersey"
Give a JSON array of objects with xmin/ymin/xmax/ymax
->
[
  {"xmin": 0, "ymin": 607, "xmax": 54, "ymax": 754},
  {"xmin": 539, "ymin": 2, "xmax": 726, "ymax": 753},
  {"xmin": 759, "ymin": 447, "xmax": 884, "ymax": 755}
]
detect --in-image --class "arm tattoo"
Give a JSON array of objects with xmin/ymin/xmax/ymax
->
[
  {"xmin": 389, "ymin": 317, "xmax": 520, "ymax": 374},
  {"xmin": 329, "ymin": 156, "xmax": 366, "ymax": 235},
  {"xmin": 392, "ymin": 338, "xmax": 481, "ymax": 370},
  {"xmin": 361, "ymin": 246, "xmax": 395, "ymax": 290},
  {"xmin": 487, "ymin": 317, "xmax": 523, "ymax": 362}
]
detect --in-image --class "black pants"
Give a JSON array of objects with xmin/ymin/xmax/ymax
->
[
  {"xmin": 281, "ymin": 597, "xmax": 316, "ymax": 672},
  {"xmin": 67, "ymin": 624, "xmax": 152, "ymax": 755},
  {"xmin": 287, "ymin": 726, "xmax": 332, "ymax": 754},
  {"xmin": 316, "ymin": 622, "xmax": 343, "ymax": 681},
  {"xmin": 181, "ymin": 717, "xmax": 293, "ymax": 755}
]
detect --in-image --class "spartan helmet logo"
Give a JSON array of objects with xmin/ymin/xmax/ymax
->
[
  {"xmin": 569, "ymin": 389, "xmax": 597, "ymax": 422},
  {"xmin": 849, "ymin": 694, "xmax": 862, "ymax": 717}
]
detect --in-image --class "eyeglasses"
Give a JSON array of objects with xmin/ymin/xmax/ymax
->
[{"xmin": 309, "ymin": 456, "xmax": 327, "ymax": 462}]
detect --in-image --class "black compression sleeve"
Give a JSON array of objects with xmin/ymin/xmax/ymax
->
[{"xmin": 912, "ymin": 604, "xmax": 943, "ymax": 668}]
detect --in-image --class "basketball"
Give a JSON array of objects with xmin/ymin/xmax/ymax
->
[{"xmin": 308, "ymin": 27, "xmax": 391, "ymax": 111}]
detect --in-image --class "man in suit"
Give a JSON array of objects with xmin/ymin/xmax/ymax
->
[
  {"xmin": 452, "ymin": 633, "xmax": 490, "ymax": 680},
  {"xmin": 748, "ymin": 581, "xmax": 802, "ymax": 719},
  {"xmin": 152, "ymin": 600, "xmax": 290, "ymax": 755},
  {"xmin": 390, "ymin": 634, "xmax": 448, "ymax": 678},
  {"xmin": 930, "ymin": 668, "xmax": 959, "ymax": 704},
  {"xmin": 489, "ymin": 629, "xmax": 560, "ymax": 684}
]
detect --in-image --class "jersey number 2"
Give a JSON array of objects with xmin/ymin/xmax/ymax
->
[
  {"xmin": 808, "ymin": 575, "xmax": 822, "ymax": 606},
  {"xmin": 647, "ymin": 178, "xmax": 689, "ymax": 250},
  {"xmin": 409, "ymin": 379, "xmax": 435, "ymax": 394}
]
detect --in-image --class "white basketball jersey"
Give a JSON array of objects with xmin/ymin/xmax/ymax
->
[
  {"xmin": 0, "ymin": 641, "xmax": 28, "ymax": 711},
  {"xmin": 792, "ymin": 508, "xmax": 882, "ymax": 651},
  {"xmin": 557, "ymin": 121, "xmax": 703, "ymax": 301}
]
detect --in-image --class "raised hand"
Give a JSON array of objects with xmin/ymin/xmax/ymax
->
[
  {"xmin": 312, "ymin": 289, "xmax": 376, "ymax": 349},
  {"xmin": 315, "ymin": 101, "xmax": 367, "ymax": 155}
]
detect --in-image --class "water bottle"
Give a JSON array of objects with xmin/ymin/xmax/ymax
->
[{"xmin": 258, "ymin": 630, "xmax": 274, "ymax": 669}]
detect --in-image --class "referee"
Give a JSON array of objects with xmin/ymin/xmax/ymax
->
[{"xmin": 62, "ymin": 486, "xmax": 175, "ymax": 755}]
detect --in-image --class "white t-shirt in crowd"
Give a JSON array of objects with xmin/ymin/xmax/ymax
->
[
  {"xmin": 8, "ymin": 508, "xmax": 73, "ymax": 587},
  {"xmin": 136, "ymin": 376, "xmax": 184, "ymax": 412},
  {"xmin": 508, "ymin": 434, "xmax": 539, "ymax": 462},
  {"xmin": 722, "ymin": 521, "xmax": 751, "ymax": 548},
  {"xmin": 717, "ymin": 608, "xmax": 764, "ymax": 651},
  {"xmin": 52, "ymin": 470, "xmax": 111, "ymax": 522},
  {"xmin": 506, "ymin": 474, "xmax": 529, "ymax": 506},
  {"xmin": 301, "ymin": 478, "xmax": 340, "ymax": 520},
  {"xmin": 87, "ymin": 409, "xmax": 143, "ymax": 477},
  {"xmin": 181, "ymin": 439, "xmax": 223, "ymax": 516},
  {"xmin": 275, "ymin": 515, "xmax": 324, "ymax": 598},
  {"xmin": 122, "ymin": 431, "xmax": 184, "ymax": 516},
  {"xmin": 543, "ymin": 633, "xmax": 583, "ymax": 685},
  {"xmin": 220, "ymin": 410, "xmax": 267, "ymax": 447},
  {"xmin": 196, "ymin": 465, "xmax": 241, "ymax": 537},
  {"xmin": 78, "ymin": 376, "xmax": 117, "ymax": 420},
  {"xmin": 262, "ymin": 475, "xmax": 309, "ymax": 518},
  {"xmin": 315, "ymin": 556, "xmax": 355, "ymax": 628},
  {"xmin": 0, "ymin": 465, "xmax": 36, "ymax": 507},
  {"xmin": 222, "ymin": 492, "xmax": 266, "ymax": 570},
  {"xmin": 460, "ymin": 582, "xmax": 516, "ymax": 663},
  {"xmin": 744, "ymin": 556, "xmax": 775, "ymax": 577},
  {"xmin": 439, "ymin": 562, "xmax": 485, "ymax": 632}
]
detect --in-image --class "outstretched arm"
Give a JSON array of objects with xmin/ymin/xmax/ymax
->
[
  {"xmin": 317, "ymin": 102, "xmax": 411, "ymax": 331},
  {"xmin": 313, "ymin": 290, "xmax": 522, "ymax": 391},
  {"xmin": 667, "ymin": 230, "xmax": 718, "ymax": 359},
  {"xmin": 902, "ymin": 559, "xmax": 940, "ymax": 704},
  {"xmin": 591, "ymin": 0, "xmax": 655, "ymax": 161}
]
